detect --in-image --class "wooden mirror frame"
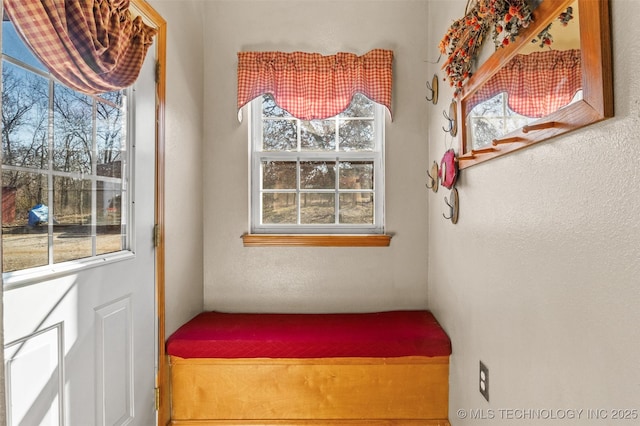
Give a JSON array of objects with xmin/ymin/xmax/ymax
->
[{"xmin": 456, "ymin": 0, "xmax": 613, "ymax": 169}]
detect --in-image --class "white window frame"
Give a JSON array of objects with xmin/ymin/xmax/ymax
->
[{"xmin": 249, "ymin": 95, "xmax": 385, "ymax": 235}]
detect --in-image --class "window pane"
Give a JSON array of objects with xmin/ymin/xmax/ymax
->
[
  {"xmin": 52, "ymin": 177, "xmax": 92, "ymax": 263},
  {"xmin": 97, "ymin": 224, "xmax": 123, "ymax": 255},
  {"xmin": 263, "ymin": 119, "xmax": 297, "ymax": 151},
  {"xmin": 53, "ymin": 84, "xmax": 93, "ymax": 173},
  {"xmin": 468, "ymin": 117, "xmax": 501, "ymax": 149},
  {"xmin": 339, "ymin": 93, "xmax": 374, "ymax": 118},
  {"xmin": 2, "ymin": 226, "xmax": 49, "ymax": 272},
  {"xmin": 300, "ymin": 193, "xmax": 334, "ymax": 224},
  {"xmin": 467, "ymin": 92, "xmax": 537, "ymax": 151},
  {"xmin": 2, "ymin": 62, "xmax": 49, "ymax": 169},
  {"xmin": 339, "ymin": 161, "xmax": 373, "ymax": 190},
  {"xmin": 262, "ymin": 95, "xmax": 291, "ymax": 118},
  {"xmin": 301, "ymin": 161, "xmax": 335, "ymax": 189},
  {"xmin": 2, "ymin": 171, "xmax": 49, "ymax": 272},
  {"xmin": 506, "ymin": 116, "xmax": 530, "ymax": 132},
  {"xmin": 1, "ymin": 170, "xmax": 48, "ymax": 224},
  {"xmin": 96, "ymin": 97, "xmax": 125, "ymax": 177},
  {"xmin": 339, "ymin": 119, "xmax": 374, "ymax": 151},
  {"xmin": 339, "ymin": 193, "xmax": 374, "ymax": 224},
  {"xmin": 97, "ymin": 182, "xmax": 124, "ymax": 226},
  {"xmin": 262, "ymin": 161, "xmax": 296, "ymax": 190},
  {"xmin": 97, "ymin": 181, "xmax": 124, "ymax": 255},
  {"xmin": 301, "ymin": 120, "xmax": 335, "ymax": 151},
  {"xmin": 2, "ymin": 22, "xmax": 47, "ymax": 72},
  {"xmin": 98, "ymin": 90, "xmax": 124, "ymax": 107},
  {"xmin": 262, "ymin": 193, "xmax": 297, "ymax": 224}
]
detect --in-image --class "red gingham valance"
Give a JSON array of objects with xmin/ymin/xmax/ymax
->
[
  {"xmin": 467, "ymin": 49, "xmax": 582, "ymax": 118},
  {"xmin": 237, "ymin": 49, "xmax": 393, "ymax": 120},
  {"xmin": 4, "ymin": 0, "xmax": 157, "ymax": 94}
]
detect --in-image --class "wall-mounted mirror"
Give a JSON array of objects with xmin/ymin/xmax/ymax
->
[{"xmin": 457, "ymin": 0, "xmax": 613, "ymax": 169}]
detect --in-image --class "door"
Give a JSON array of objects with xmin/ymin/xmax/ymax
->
[{"xmin": 2, "ymin": 8, "xmax": 162, "ymax": 426}]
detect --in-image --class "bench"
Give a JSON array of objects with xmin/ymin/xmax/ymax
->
[{"xmin": 166, "ymin": 310, "xmax": 451, "ymax": 425}]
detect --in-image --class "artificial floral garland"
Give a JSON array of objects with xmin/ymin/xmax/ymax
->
[
  {"xmin": 439, "ymin": 0, "xmax": 534, "ymax": 97},
  {"xmin": 530, "ymin": 6, "xmax": 574, "ymax": 48}
]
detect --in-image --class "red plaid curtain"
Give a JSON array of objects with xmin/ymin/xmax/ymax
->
[
  {"xmin": 237, "ymin": 49, "xmax": 393, "ymax": 120},
  {"xmin": 467, "ymin": 49, "xmax": 582, "ymax": 118},
  {"xmin": 4, "ymin": 0, "xmax": 157, "ymax": 94}
]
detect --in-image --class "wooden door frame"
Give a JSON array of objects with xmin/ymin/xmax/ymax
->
[{"xmin": 130, "ymin": 1, "xmax": 168, "ymax": 425}]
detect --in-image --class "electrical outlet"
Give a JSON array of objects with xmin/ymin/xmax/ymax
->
[{"xmin": 479, "ymin": 361, "xmax": 489, "ymax": 402}]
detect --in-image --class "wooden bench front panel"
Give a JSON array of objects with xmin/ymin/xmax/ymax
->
[{"xmin": 169, "ymin": 356, "xmax": 449, "ymax": 423}]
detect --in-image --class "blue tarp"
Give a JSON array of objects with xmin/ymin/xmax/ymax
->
[{"xmin": 28, "ymin": 204, "xmax": 48, "ymax": 227}]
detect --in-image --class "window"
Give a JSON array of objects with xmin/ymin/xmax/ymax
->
[
  {"xmin": 2, "ymin": 20, "xmax": 130, "ymax": 275},
  {"xmin": 466, "ymin": 90, "xmax": 584, "ymax": 151},
  {"xmin": 466, "ymin": 92, "xmax": 536, "ymax": 150},
  {"xmin": 250, "ymin": 93, "xmax": 384, "ymax": 235}
]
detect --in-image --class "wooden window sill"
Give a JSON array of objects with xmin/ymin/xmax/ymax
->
[{"xmin": 242, "ymin": 234, "xmax": 392, "ymax": 247}]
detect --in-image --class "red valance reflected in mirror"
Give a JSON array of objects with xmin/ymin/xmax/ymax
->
[{"xmin": 457, "ymin": 0, "xmax": 613, "ymax": 169}]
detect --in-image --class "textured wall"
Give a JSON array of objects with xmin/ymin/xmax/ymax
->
[
  {"xmin": 427, "ymin": 1, "xmax": 640, "ymax": 424},
  {"xmin": 149, "ymin": 0, "xmax": 205, "ymax": 335},
  {"xmin": 201, "ymin": 1, "xmax": 431, "ymax": 313}
]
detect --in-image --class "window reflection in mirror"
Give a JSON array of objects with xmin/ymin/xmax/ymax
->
[{"xmin": 464, "ymin": 0, "xmax": 583, "ymax": 152}]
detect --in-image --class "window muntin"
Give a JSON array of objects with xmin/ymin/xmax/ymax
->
[
  {"xmin": 1, "ymin": 20, "xmax": 130, "ymax": 275},
  {"xmin": 251, "ymin": 94, "xmax": 384, "ymax": 234}
]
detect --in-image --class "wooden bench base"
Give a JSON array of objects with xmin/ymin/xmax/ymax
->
[{"xmin": 169, "ymin": 355, "xmax": 450, "ymax": 425}]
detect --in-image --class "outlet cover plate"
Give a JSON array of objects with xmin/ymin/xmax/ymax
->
[{"xmin": 479, "ymin": 360, "xmax": 489, "ymax": 402}]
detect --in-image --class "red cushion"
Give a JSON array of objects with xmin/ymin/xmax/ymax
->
[{"xmin": 166, "ymin": 310, "xmax": 451, "ymax": 359}]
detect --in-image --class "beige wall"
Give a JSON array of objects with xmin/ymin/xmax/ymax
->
[
  {"xmin": 149, "ymin": 0, "xmax": 205, "ymax": 335},
  {"xmin": 201, "ymin": 1, "xmax": 432, "ymax": 313},
  {"xmin": 427, "ymin": 1, "xmax": 640, "ymax": 424}
]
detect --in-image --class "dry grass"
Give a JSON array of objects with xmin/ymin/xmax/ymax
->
[{"xmin": 2, "ymin": 226, "xmax": 122, "ymax": 272}]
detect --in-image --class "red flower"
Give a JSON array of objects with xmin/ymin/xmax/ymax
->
[{"xmin": 502, "ymin": 38, "xmax": 510, "ymax": 46}]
